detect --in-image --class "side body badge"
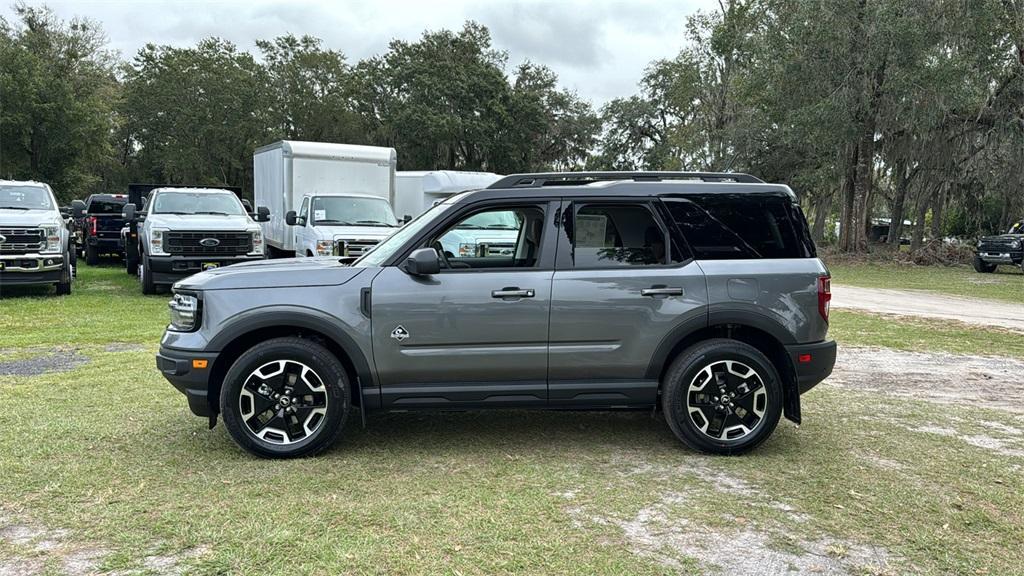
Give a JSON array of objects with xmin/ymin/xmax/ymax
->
[{"xmin": 390, "ymin": 325, "xmax": 410, "ymax": 341}]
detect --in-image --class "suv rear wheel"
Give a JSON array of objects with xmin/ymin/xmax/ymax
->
[
  {"xmin": 661, "ymin": 339, "xmax": 782, "ymax": 455},
  {"xmin": 220, "ymin": 337, "xmax": 350, "ymax": 458}
]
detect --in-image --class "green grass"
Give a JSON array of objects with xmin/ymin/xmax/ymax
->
[
  {"xmin": 2, "ymin": 265, "xmax": 1023, "ymax": 575},
  {"xmin": 830, "ymin": 309, "xmax": 1024, "ymax": 359},
  {"xmin": 827, "ymin": 262, "xmax": 1022, "ymax": 303}
]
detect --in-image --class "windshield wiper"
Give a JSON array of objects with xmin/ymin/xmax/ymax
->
[
  {"xmin": 315, "ymin": 219, "xmax": 352, "ymax": 225},
  {"xmin": 0, "ymin": 206, "xmax": 31, "ymax": 210},
  {"xmin": 355, "ymin": 220, "xmax": 396, "ymax": 227},
  {"xmin": 193, "ymin": 211, "xmax": 232, "ymax": 216}
]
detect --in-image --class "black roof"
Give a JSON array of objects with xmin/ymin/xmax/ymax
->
[{"xmin": 488, "ymin": 171, "xmax": 764, "ymax": 188}]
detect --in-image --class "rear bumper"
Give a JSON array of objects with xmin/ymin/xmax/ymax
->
[
  {"xmin": 148, "ymin": 254, "xmax": 265, "ymax": 285},
  {"xmin": 87, "ymin": 236, "xmax": 124, "ymax": 251},
  {"xmin": 785, "ymin": 340, "xmax": 836, "ymax": 394},
  {"xmin": 0, "ymin": 254, "xmax": 64, "ymax": 286},
  {"xmin": 157, "ymin": 346, "xmax": 219, "ymax": 417}
]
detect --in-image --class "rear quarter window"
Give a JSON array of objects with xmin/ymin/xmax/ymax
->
[{"xmin": 664, "ymin": 194, "xmax": 814, "ymax": 259}]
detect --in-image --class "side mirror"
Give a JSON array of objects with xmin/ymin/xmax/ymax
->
[
  {"xmin": 404, "ymin": 247, "xmax": 441, "ymax": 276},
  {"xmin": 285, "ymin": 210, "xmax": 299, "ymax": 226},
  {"xmin": 255, "ymin": 206, "xmax": 270, "ymax": 223},
  {"xmin": 403, "ymin": 214, "xmax": 412, "ymax": 224},
  {"xmin": 122, "ymin": 203, "xmax": 137, "ymax": 222},
  {"xmin": 60, "ymin": 206, "xmax": 71, "ymax": 217},
  {"xmin": 71, "ymin": 200, "xmax": 86, "ymax": 219},
  {"xmin": 241, "ymin": 199, "xmax": 253, "ymax": 212}
]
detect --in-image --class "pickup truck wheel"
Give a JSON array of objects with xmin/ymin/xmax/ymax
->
[
  {"xmin": 139, "ymin": 255, "xmax": 156, "ymax": 295},
  {"xmin": 220, "ymin": 337, "xmax": 350, "ymax": 458},
  {"xmin": 54, "ymin": 260, "xmax": 72, "ymax": 295},
  {"xmin": 661, "ymin": 339, "xmax": 782, "ymax": 455},
  {"xmin": 972, "ymin": 256, "xmax": 996, "ymax": 273},
  {"xmin": 85, "ymin": 244, "xmax": 99, "ymax": 265}
]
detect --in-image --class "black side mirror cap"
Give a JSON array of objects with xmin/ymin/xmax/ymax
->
[
  {"xmin": 122, "ymin": 203, "xmax": 137, "ymax": 222},
  {"xmin": 71, "ymin": 199, "xmax": 86, "ymax": 219},
  {"xmin": 285, "ymin": 210, "xmax": 298, "ymax": 226},
  {"xmin": 255, "ymin": 206, "xmax": 270, "ymax": 223},
  {"xmin": 404, "ymin": 247, "xmax": 441, "ymax": 276}
]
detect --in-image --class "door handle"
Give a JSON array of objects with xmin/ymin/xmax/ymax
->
[
  {"xmin": 641, "ymin": 287, "xmax": 684, "ymax": 297},
  {"xmin": 492, "ymin": 288, "xmax": 535, "ymax": 298}
]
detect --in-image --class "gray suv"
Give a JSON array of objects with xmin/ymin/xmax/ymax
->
[{"xmin": 157, "ymin": 172, "xmax": 836, "ymax": 458}]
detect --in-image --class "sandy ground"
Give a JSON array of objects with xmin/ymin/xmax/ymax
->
[
  {"xmin": 830, "ymin": 347, "xmax": 1024, "ymax": 415},
  {"xmin": 831, "ymin": 285, "xmax": 1024, "ymax": 332}
]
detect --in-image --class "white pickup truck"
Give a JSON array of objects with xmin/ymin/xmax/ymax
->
[{"xmin": 0, "ymin": 180, "xmax": 74, "ymax": 295}]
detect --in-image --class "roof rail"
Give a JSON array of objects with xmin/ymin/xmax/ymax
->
[{"xmin": 487, "ymin": 171, "xmax": 764, "ymax": 189}]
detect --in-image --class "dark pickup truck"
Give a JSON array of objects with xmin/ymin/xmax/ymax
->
[
  {"xmin": 974, "ymin": 220, "xmax": 1023, "ymax": 273},
  {"xmin": 82, "ymin": 194, "xmax": 128, "ymax": 264}
]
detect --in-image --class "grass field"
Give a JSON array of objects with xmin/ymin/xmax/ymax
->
[
  {"xmin": 2, "ymin": 265, "xmax": 1023, "ymax": 575},
  {"xmin": 827, "ymin": 262, "xmax": 1022, "ymax": 303}
]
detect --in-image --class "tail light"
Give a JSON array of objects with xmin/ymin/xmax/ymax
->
[
  {"xmin": 88, "ymin": 216, "xmax": 97, "ymax": 235},
  {"xmin": 817, "ymin": 275, "xmax": 831, "ymax": 322}
]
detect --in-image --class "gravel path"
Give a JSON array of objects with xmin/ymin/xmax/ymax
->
[{"xmin": 832, "ymin": 285, "xmax": 1024, "ymax": 332}]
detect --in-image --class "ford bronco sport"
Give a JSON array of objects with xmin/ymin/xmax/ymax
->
[{"xmin": 157, "ymin": 172, "xmax": 836, "ymax": 458}]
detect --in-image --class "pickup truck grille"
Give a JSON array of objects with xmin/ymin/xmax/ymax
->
[
  {"xmin": 979, "ymin": 238, "xmax": 1020, "ymax": 251},
  {"xmin": 165, "ymin": 231, "xmax": 252, "ymax": 256},
  {"xmin": 0, "ymin": 227, "xmax": 44, "ymax": 254},
  {"xmin": 334, "ymin": 239, "xmax": 379, "ymax": 257}
]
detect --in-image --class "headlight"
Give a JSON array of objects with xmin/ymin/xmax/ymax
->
[
  {"xmin": 316, "ymin": 240, "xmax": 333, "ymax": 256},
  {"xmin": 249, "ymin": 229, "xmax": 264, "ymax": 255},
  {"xmin": 1011, "ymin": 240, "xmax": 1021, "ymax": 249},
  {"xmin": 40, "ymin": 225, "xmax": 61, "ymax": 254},
  {"xmin": 150, "ymin": 228, "xmax": 169, "ymax": 255},
  {"xmin": 168, "ymin": 292, "xmax": 200, "ymax": 332}
]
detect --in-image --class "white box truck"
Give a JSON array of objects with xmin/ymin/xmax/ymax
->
[
  {"xmin": 254, "ymin": 140, "xmax": 399, "ymax": 257},
  {"xmin": 393, "ymin": 170, "xmax": 502, "ymax": 220}
]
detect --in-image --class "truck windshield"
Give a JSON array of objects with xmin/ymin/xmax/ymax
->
[
  {"xmin": 311, "ymin": 196, "xmax": 397, "ymax": 227},
  {"xmin": 0, "ymin": 185, "xmax": 53, "ymax": 210},
  {"xmin": 152, "ymin": 192, "xmax": 245, "ymax": 215},
  {"xmin": 455, "ymin": 210, "xmax": 518, "ymax": 229},
  {"xmin": 354, "ymin": 201, "xmax": 453, "ymax": 267},
  {"xmin": 1010, "ymin": 221, "xmax": 1023, "ymax": 235}
]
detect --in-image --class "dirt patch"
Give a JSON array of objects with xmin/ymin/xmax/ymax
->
[
  {"xmin": 831, "ymin": 285, "xmax": 1024, "ymax": 332},
  {"xmin": 830, "ymin": 347, "xmax": 1024, "ymax": 414},
  {"xmin": 568, "ymin": 490, "xmax": 893, "ymax": 575},
  {"xmin": 103, "ymin": 342, "xmax": 148, "ymax": 353},
  {"xmin": 0, "ymin": 350, "xmax": 89, "ymax": 377},
  {"xmin": 911, "ymin": 425, "xmax": 1024, "ymax": 458}
]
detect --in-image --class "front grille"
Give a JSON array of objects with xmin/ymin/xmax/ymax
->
[
  {"xmin": 334, "ymin": 239, "xmax": 379, "ymax": 257},
  {"xmin": 979, "ymin": 238, "xmax": 1020, "ymax": 251},
  {"xmin": 165, "ymin": 231, "xmax": 252, "ymax": 256},
  {"xmin": 0, "ymin": 228, "xmax": 44, "ymax": 254}
]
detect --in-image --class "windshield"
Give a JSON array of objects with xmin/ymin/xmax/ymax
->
[
  {"xmin": 152, "ymin": 191, "xmax": 245, "ymax": 215},
  {"xmin": 312, "ymin": 196, "xmax": 397, "ymax": 227},
  {"xmin": 456, "ymin": 210, "xmax": 518, "ymax": 229},
  {"xmin": 354, "ymin": 201, "xmax": 453, "ymax": 267},
  {"xmin": 88, "ymin": 197, "xmax": 127, "ymax": 214},
  {"xmin": 0, "ymin": 185, "xmax": 54, "ymax": 210}
]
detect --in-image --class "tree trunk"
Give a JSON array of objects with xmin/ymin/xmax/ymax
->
[
  {"xmin": 811, "ymin": 192, "xmax": 833, "ymax": 244},
  {"xmin": 838, "ymin": 144, "xmax": 859, "ymax": 251},
  {"xmin": 887, "ymin": 164, "xmax": 910, "ymax": 244},
  {"xmin": 911, "ymin": 187, "xmax": 937, "ymax": 250},
  {"xmin": 930, "ymin": 183, "xmax": 947, "ymax": 240}
]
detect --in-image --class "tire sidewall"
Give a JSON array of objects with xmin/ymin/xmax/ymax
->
[
  {"xmin": 220, "ymin": 339, "xmax": 350, "ymax": 458},
  {"xmin": 663, "ymin": 340, "xmax": 783, "ymax": 455}
]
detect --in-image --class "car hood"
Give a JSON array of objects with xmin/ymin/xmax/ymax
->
[
  {"xmin": 175, "ymin": 256, "xmax": 366, "ymax": 291},
  {"xmin": 0, "ymin": 208, "xmax": 61, "ymax": 228},
  {"xmin": 146, "ymin": 214, "xmax": 256, "ymax": 231},
  {"xmin": 309, "ymin": 224, "xmax": 396, "ymax": 241}
]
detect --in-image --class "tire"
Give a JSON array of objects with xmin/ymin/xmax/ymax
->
[
  {"xmin": 54, "ymin": 260, "xmax": 72, "ymax": 295},
  {"xmin": 85, "ymin": 244, "xmax": 99, "ymax": 265},
  {"xmin": 220, "ymin": 337, "xmax": 350, "ymax": 458},
  {"xmin": 139, "ymin": 254, "xmax": 156, "ymax": 295},
  {"xmin": 972, "ymin": 256, "xmax": 996, "ymax": 273},
  {"xmin": 68, "ymin": 245, "xmax": 77, "ymax": 277},
  {"xmin": 661, "ymin": 339, "xmax": 783, "ymax": 455}
]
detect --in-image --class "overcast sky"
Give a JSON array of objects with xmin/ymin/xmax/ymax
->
[{"xmin": 2, "ymin": 0, "xmax": 719, "ymax": 107}]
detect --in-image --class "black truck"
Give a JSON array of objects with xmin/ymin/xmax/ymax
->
[
  {"xmin": 81, "ymin": 193, "xmax": 129, "ymax": 265},
  {"xmin": 974, "ymin": 220, "xmax": 1024, "ymax": 273}
]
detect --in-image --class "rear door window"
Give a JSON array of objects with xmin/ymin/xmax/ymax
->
[
  {"xmin": 567, "ymin": 203, "xmax": 671, "ymax": 268},
  {"xmin": 664, "ymin": 194, "xmax": 811, "ymax": 259}
]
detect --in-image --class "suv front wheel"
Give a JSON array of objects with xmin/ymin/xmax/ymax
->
[
  {"xmin": 661, "ymin": 339, "xmax": 782, "ymax": 455},
  {"xmin": 220, "ymin": 337, "xmax": 350, "ymax": 458}
]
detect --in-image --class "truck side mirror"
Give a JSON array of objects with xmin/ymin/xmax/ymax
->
[
  {"xmin": 255, "ymin": 206, "xmax": 270, "ymax": 223},
  {"xmin": 123, "ymin": 203, "xmax": 137, "ymax": 222},
  {"xmin": 403, "ymin": 214, "xmax": 412, "ymax": 224},
  {"xmin": 285, "ymin": 210, "xmax": 300, "ymax": 226},
  {"xmin": 71, "ymin": 200, "xmax": 85, "ymax": 219},
  {"xmin": 403, "ymin": 248, "xmax": 441, "ymax": 276}
]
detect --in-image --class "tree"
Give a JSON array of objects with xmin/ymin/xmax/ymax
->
[{"xmin": 0, "ymin": 3, "xmax": 118, "ymax": 202}]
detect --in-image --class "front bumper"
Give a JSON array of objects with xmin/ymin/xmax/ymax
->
[
  {"xmin": 785, "ymin": 340, "xmax": 837, "ymax": 394},
  {"xmin": 148, "ymin": 254, "xmax": 265, "ymax": 285},
  {"xmin": 157, "ymin": 346, "xmax": 219, "ymax": 417},
  {"xmin": 975, "ymin": 250, "xmax": 1022, "ymax": 265},
  {"xmin": 0, "ymin": 253, "xmax": 64, "ymax": 286}
]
